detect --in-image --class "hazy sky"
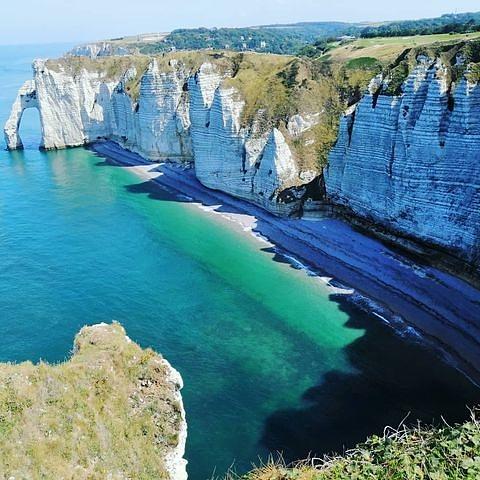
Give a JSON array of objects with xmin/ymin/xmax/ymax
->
[{"xmin": 2, "ymin": 0, "xmax": 480, "ymax": 45}]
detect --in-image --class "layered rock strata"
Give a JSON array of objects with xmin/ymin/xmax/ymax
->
[
  {"xmin": 5, "ymin": 47, "xmax": 480, "ymax": 272},
  {"xmin": 4, "ymin": 80, "xmax": 38, "ymax": 150},
  {"xmin": 5, "ymin": 56, "xmax": 319, "ymax": 215},
  {"xmin": 325, "ymin": 54, "xmax": 480, "ymax": 273}
]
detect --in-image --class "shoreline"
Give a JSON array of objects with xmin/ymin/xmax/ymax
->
[{"xmin": 91, "ymin": 141, "xmax": 480, "ymax": 385}]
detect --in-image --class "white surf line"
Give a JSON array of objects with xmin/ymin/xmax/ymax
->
[
  {"xmin": 115, "ymin": 158, "xmax": 352, "ymax": 295},
  {"xmin": 95, "ymin": 148, "xmax": 444, "ymax": 350},
  {"xmin": 113, "ymin": 160, "xmax": 405, "ymax": 304}
]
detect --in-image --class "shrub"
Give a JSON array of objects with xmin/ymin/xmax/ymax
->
[{"xmin": 227, "ymin": 410, "xmax": 480, "ymax": 480}]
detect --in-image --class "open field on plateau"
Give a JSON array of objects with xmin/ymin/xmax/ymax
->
[{"xmin": 328, "ymin": 31, "xmax": 480, "ymax": 63}]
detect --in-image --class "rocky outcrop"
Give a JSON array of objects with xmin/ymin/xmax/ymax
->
[
  {"xmin": 5, "ymin": 46, "xmax": 480, "ymax": 269},
  {"xmin": 4, "ymin": 80, "xmax": 38, "ymax": 149},
  {"xmin": 0, "ymin": 322, "xmax": 187, "ymax": 479},
  {"xmin": 5, "ymin": 55, "xmax": 318, "ymax": 215},
  {"xmin": 29, "ymin": 59, "xmax": 117, "ymax": 149},
  {"xmin": 325, "ymin": 54, "xmax": 480, "ymax": 273},
  {"xmin": 189, "ymin": 65, "xmax": 307, "ymax": 215},
  {"xmin": 135, "ymin": 59, "xmax": 192, "ymax": 161},
  {"xmin": 68, "ymin": 42, "xmax": 130, "ymax": 58}
]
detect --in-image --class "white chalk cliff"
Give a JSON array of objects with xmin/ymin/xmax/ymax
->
[
  {"xmin": 4, "ymin": 80, "xmax": 38, "ymax": 150},
  {"xmin": 325, "ymin": 55, "xmax": 480, "ymax": 272},
  {"xmin": 189, "ymin": 65, "xmax": 306, "ymax": 215},
  {"xmin": 5, "ymin": 58, "xmax": 314, "ymax": 215},
  {"xmin": 68, "ymin": 42, "xmax": 130, "ymax": 58},
  {"xmin": 5, "ymin": 49, "xmax": 480, "ymax": 274}
]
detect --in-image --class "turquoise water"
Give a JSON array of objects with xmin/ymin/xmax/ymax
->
[{"xmin": 1, "ymin": 44, "xmax": 479, "ymax": 479}]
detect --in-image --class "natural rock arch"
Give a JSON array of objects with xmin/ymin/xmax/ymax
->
[{"xmin": 4, "ymin": 80, "xmax": 39, "ymax": 150}]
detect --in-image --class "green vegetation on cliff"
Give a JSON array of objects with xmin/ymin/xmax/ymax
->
[
  {"xmin": 53, "ymin": 37, "xmax": 480, "ymax": 170},
  {"xmin": 378, "ymin": 40, "xmax": 480, "ymax": 96},
  {"xmin": 47, "ymin": 55, "xmax": 150, "ymax": 79},
  {"xmin": 213, "ymin": 52, "xmax": 374, "ymax": 168},
  {"xmin": 50, "ymin": 51, "xmax": 372, "ymax": 170},
  {"xmin": 0, "ymin": 323, "xmax": 183, "ymax": 479},
  {"xmin": 229, "ymin": 411, "xmax": 480, "ymax": 480}
]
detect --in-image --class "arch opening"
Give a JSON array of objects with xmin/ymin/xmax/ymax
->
[
  {"xmin": 18, "ymin": 107, "xmax": 42, "ymax": 150},
  {"xmin": 4, "ymin": 80, "xmax": 40, "ymax": 151}
]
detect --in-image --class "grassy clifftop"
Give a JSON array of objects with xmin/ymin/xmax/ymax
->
[
  {"xmin": 44, "ymin": 51, "xmax": 371, "ymax": 170},
  {"xmin": 230, "ymin": 412, "xmax": 480, "ymax": 480},
  {"xmin": 0, "ymin": 323, "xmax": 184, "ymax": 479},
  {"xmin": 372, "ymin": 39, "xmax": 480, "ymax": 96},
  {"xmin": 46, "ymin": 38, "xmax": 480, "ymax": 171}
]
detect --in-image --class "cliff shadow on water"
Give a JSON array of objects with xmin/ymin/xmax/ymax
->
[
  {"xmin": 91, "ymin": 149, "xmax": 480, "ymax": 465},
  {"xmin": 259, "ymin": 294, "xmax": 480, "ymax": 462}
]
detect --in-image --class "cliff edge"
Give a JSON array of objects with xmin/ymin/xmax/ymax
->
[
  {"xmin": 4, "ymin": 52, "xmax": 338, "ymax": 216},
  {"xmin": 325, "ymin": 41, "xmax": 480, "ymax": 277},
  {"xmin": 4, "ymin": 42, "xmax": 480, "ymax": 279},
  {"xmin": 0, "ymin": 323, "xmax": 187, "ymax": 480}
]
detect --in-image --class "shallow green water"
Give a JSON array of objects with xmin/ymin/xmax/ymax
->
[{"xmin": 1, "ymin": 44, "xmax": 479, "ymax": 479}]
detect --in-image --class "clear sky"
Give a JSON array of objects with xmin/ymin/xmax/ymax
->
[{"xmin": 2, "ymin": 0, "xmax": 480, "ymax": 45}]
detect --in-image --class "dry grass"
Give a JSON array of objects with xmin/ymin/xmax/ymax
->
[
  {"xmin": 0, "ymin": 322, "xmax": 183, "ymax": 479},
  {"xmin": 223, "ymin": 56, "xmax": 354, "ymax": 170},
  {"xmin": 46, "ymin": 55, "xmax": 146, "ymax": 78},
  {"xmin": 223, "ymin": 53, "xmax": 295, "ymax": 123},
  {"xmin": 48, "ymin": 51, "xmax": 236, "ymax": 79}
]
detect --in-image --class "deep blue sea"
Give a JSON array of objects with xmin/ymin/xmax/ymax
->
[{"xmin": 0, "ymin": 43, "xmax": 479, "ymax": 479}]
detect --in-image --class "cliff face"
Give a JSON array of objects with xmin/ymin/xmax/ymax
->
[
  {"xmin": 0, "ymin": 322, "xmax": 187, "ymax": 480},
  {"xmin": 5, "ymin": 55, "xmax": 320, "ymax": 216},
  {"xmin": 325, "ymin": 53, "xmax": 480, "ymax": 272},
  {"xmin": 7, "ymin": 46, "xmax": 479, "ymax": 272},
  {"xmin": 68, "ymin": 42, "xmax": 130, "ymax": 58},
  {"xmin": 189, "ymin": 63, "xmax": 309, "ymax": 215},
  {"xmin": 4, "ymin": 80, "xmax": 38, "ymax": 149}
]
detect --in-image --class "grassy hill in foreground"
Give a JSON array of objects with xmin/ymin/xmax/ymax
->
[
  {"xmin": 0, "ymin": 323, "xmax": 184, "ymax": 479},
  {"xmin": 229, "ymin": 412, "xmax": 480, "ymax": 480}
]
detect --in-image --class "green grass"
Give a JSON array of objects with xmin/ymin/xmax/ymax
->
[
  {"xmin": 227, "ymin": 411, "xmax": 480, "ymax": 480},
  {"xmin": 328, "ymin": 31, "xmax": 480, "ymax": 64},
  {"xmin": 222, "ymin": 54, "xmax": 370, "ymax": 169},
  {"xmin": 0, "ymin": 323, "xmax": 183, "ymax": 479},
  {"xmin": 345, "ymin": 56, "xmax": 381, "ymax": 70},
  {"xmin": 47, "ymin": 37, "xmax": 480, "ymax": 170},
  {"xmin": 222, "ymin": 54, "xmax": 296, "ymax": 127}
]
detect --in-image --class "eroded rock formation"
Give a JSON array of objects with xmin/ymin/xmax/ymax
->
[
  {"xmin": 5, "ymin": 55, "xmax": 319, "ymax": 215},
  {"xmin": 4, "ymin": 80, "xmax": 38, "ymax": 150},
  {"xmin": 68, "ymin": 42, "xmax": 130, "ymax": 58},
  {"xmin": 325, "ymin": 52, "xmax": 480, "ymax": 273},
  {"xmin": 5, "ymin": 45, "xmax": 480, "ymax": 275}
]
